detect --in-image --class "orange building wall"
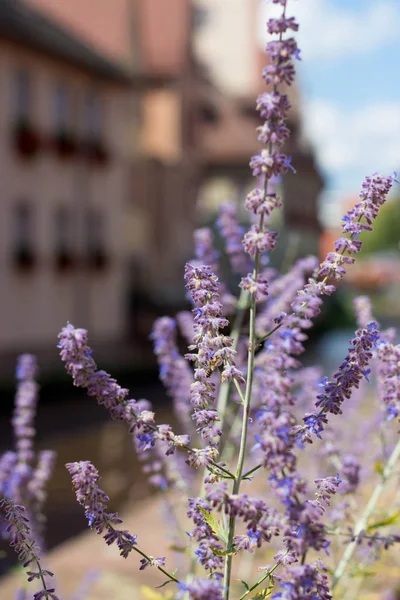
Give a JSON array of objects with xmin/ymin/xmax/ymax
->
[
  {"xmin": 138, "ymin": 0, "xmax": 190, "ymax": 75},
  {"xmin": 26, "ymin": 0, "xmax": 133, "ymax": 63}
]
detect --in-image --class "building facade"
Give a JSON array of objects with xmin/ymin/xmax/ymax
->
[{"xmin": 0, "ymin": 0, "xmax": 132, "ymax": 364}]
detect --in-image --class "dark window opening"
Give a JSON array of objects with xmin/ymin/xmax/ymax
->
[
  {"xmin": 12, "ymin": 201, "xmax": 36, "ymax": 271},
  {"xmin": 54, "ymin": 206, "xmax": 76, "ymax": 271},
  {"xmin": 86, "ymin": 209, "xmax": 108, "ymax": 270}
]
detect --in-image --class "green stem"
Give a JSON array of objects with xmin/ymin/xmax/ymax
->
[
  {"xmin": 105, "ymin": 519, "xmax": 179, "ymax": 584},
  {"xmin": 34, "ymin": 556, "xmax": 50, "ymax": 598},
  {"xmin": 133, "ymin": 545, "xmax": 179, "ymax": 583},
  {"xmin": 233, "ymin": 379, "xmax": 246, "ymax": 404},
  {"xmin": 331, "ymin": 436, "xmax": 400, "ymax": 590},
  {"xmin": 239, "ymin": 560, "xmax": 281, "ymax": 600},
  {"xmin": 223, "ymin": 213, "xmax": 265, "ymax": 600},
  {"xmin": 255, "ymin": 322, "xmax": 283, "ymax": 348},
  {"xmin": 242, "ymin": 463, "xmax": 263, "ymax": 480}
]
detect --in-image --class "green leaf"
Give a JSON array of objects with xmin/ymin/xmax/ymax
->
[
  {"xmin": 251, "ymin": 586, "xmax": 273, "ymax": 599},
  {"xmin": 375, "ymin": 461, "xmax": 385, "ymax": 476},
  {"xmin": 169, "ymin": 544, "xmax": 187, "ymax": 553},
  {"xmin": 155, "ymin": 579, "xmax": 174, "ymax": 590},
  {"xmin": 367, "ymin": 511, "xmax": 400, "ymax": 531},
  {"xmin": 348, "ymin": 565, "xmax": 375, "ymax": 579},
  {"xmin": 239, "ymin": 580, "xmax": 250, "ymax": 591},
  {"xmin": 198, "ymin": 506, "xmax": 229, "ymax": 545},
  {"xmin": 210, "ymin": 546, "xmax": 236, "ymax": 556}
]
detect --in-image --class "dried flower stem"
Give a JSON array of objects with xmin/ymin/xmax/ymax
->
[{"xmin": 332, "ymin": 435, "xmax": 400, "ymax": 589}]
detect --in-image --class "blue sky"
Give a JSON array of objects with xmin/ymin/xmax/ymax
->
[{"xmin": 261, "ymin": 0, "xmax": 400, "ymax": 225}]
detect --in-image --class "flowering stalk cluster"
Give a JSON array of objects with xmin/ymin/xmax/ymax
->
[
  {"xmin": 217, "ymin": 203, "xmax": 251, "ymax": 276},
  {"xmin": 0, "ymin": 498, "xmax": 58, "ymax": 600},
  {"xmin": 58, "ymin": 324, "xmax": 190, "ymax": 462},
  {"xmin": 1, "ymin": 355, "xmax": 55, "ymax": 556},
  {"xmin": 185, "ymin": 264, "xmax": 244, "ymax": 444},
  {"xmin": 2, "ymin": 2, "xmax": 400, "ymax": 600},
  {"xmin": 13, "ymin": 354, "xmax": 39, "ymax": 464},
  {"xmin": 297, "ymin": 322, "xmax": 380, "ymax": 442}
]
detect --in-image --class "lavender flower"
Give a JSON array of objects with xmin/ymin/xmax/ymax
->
[
  {"xmin": 151, "ymin": 316, "xmax": 194, "ymax": 430},
  {"xmin": 58, "ymin": 323, "xmax": 191, "ymax": 464},
  {"xmin": 28, "ymin": 450, "xmax": 56, "ymax": 543},
  {"xmin": 66, "ymin": 461, "xmax": 139, "ymax": 559},
  {"xmin": 284, "ymin": 173, "xmax": 395, "ymax": 345},
  {"xmin": 0, "ymin": 498, "xmax": 58, "ymax": 599},
  {"xmin": 377, "ymin": 341, "xmax": 400, "ymax": 420},
  {"xmin": 245, "ymin": 187, "xmax": 282, "ymax": 216},
  {"xmin": 193, "ymin": 227, "xmax": 220, "ymax": 270},
  {"xmin": 184, "ymin": 264, "xmax": 244, "ymax": 442},
  {"xmin": 139, "ymin": 556, "xmax": 166, "ymax": 570},
  {"xmin": 13, "ymin": 354, "xmax": 39, "ymax": 464},
  {"xmin": 176, "ymin": 310, "xmax": 195, "ymax": 344},
  {"xmin": 243, "ymin": 225, "xmax": 278, "ymax": 255},
  {"xmin": 256, "ymin": 256, "xmax": 318, "ymax": 335},
  {"xmin": 192, "ymin": 227, "xmax": 235, "ymax": 311},
  {"xmin": 187, "ymin": 497, "xmax": 224, "ymax": 571},
  {"xmin": 354, "ymin": 296, "xmax": 374, "ymax": 329},
  {"xmin": 296, "ymin": 323, "xmax": 379, "ymax": 442},
  {"xmin": 0, "ymin": 451, "xmax": 17, "ymax": 499},
  {"xmin": 273, "ymin": 561, "xmax": 331, "ymax": 600},
  {"xmin": 216, "ymin": 203, "xmax": 250, "ymax": 274},
  {"xmin": 240, "ymin": 273, "xmax": 269, "ymax": 302},
  {"xmin": 312, "ymin": 474, "xmax": 342, "ymax": 512},
  {"xmin": 178, "ymin": 578, "xmax": 223, "ymax": 600},
  {"xmin": 340, "ymin": 455, "xmax": 361, "ymax": 494}
]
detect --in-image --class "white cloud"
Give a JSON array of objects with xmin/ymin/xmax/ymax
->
[
  {"xmin": 302, "ymin": 98, "xmax": 400, "ymax": 189},
  {"xmin": 260, "ymin": 0, "xmax": 400, "ymax": 61}
]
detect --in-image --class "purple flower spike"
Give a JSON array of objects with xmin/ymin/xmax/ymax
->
[
  {"xmin": 66, "ymin": 461, "xmax": 139, "ymax": 560},
  {"xmin": 0, "ymin": 498, "xmax": 58, "ymax": 598},
  {"xmin": 13, "ymin": 354, "xmax": 39, "ymax": 464},
  {"xmin": 216, "ymin": 203, "xmax": 250, "ymax": 275},
  {"xmin": 178, "ymin": 578, "xmax": 223, "ymax": 600},
  {"xmin": 184, "ymin": 264, "xmax": 244, "ymax": 443}
]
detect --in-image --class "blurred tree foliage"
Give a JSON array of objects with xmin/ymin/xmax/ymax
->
[{"xmin": 359, "ymin": 194, "xmax": 400, "ymax": 255}]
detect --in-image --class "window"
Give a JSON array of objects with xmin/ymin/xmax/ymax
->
[
  {"xmin": 13, "ymin": 69, "xmax": 31, "ymax": 121},
  {"xmin": 54, "ymin": 206, "xmax": 69, "ymax": 252},
  {"xmin": 53, "ymin": 83, "xmax": 70, "ymax": 130},
  {"xmin": 12, "ymin": 201, "xmax": 36, "ymax": 270},
  {"xmin": 54, "ymin": 206, "xmax": 75, "ymax": 270},
  {"xmin": 84, "ymin": 92, "xmax": 102, "ymax": 140},
  {"xmin": 86, "ymin": 209, "xmax": 108, "ymax": 269}
]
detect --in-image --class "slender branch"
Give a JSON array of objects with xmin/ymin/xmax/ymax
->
[
  {"xmin": 332, "ymin": 436, "xmax": 400, "ymax": 589},
  {"xmin": 242, "ymin": 463, "xmax": 263, "ymax": 480},
  {"xmin": 233, "ymin": 379, "xmax": 246, "ymax": 405},
  {"xmin": 107, "ymin": 522, "xmax": 180, "ymax": 584},
  {"xmin": 223, "ymin": 211, "xmax": 266, "ymax": 599},
  {"xmin": 255, "ymin": 322, "xmax": 283, "ymax": 348},
  {"xmin": 132, "ymin": 545, "xmax": 179, "ymax": 583},
  {"xmin": 127, "ymin": 405, "xmax": 232, "ymax": 479},
  {"xmin": 33, "ymin": 556, "xmax": 50, "ymax": 597},
  {"xmin": 205, "ymin": 461, "xmax": 235, "ymax": 480},
  {"xmin": 239, "ymin": 560, "xmax": 281, "ymax": 600}
]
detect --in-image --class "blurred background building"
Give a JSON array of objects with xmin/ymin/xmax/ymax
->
[
  {"xmin": 0, "ymin": 0, "xmax": 323, "ymax": 377},
  {"xmin": 0, "ymin": 0, "xmax": 132, "ymax": 375}
]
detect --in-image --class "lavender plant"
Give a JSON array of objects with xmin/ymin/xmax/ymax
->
[{"xmin": 1, "ymin": 1, "xmax": 400, "ymax": 598}]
